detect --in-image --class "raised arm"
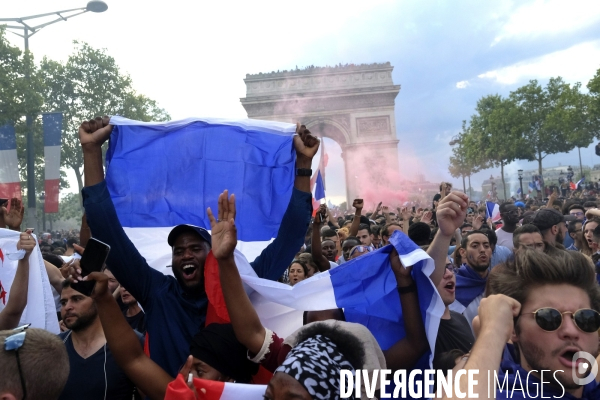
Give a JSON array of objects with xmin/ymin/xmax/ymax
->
[
  {"xmin": 427, "ymin": 192, "xmax": 468, "ymax": 286},
  {"xmin": 443, "ymin": 295, "xmax": 519, "ymax": 400},
  {"xmin": 86, "ymin": 271, "xmax": 172, "ymax": 400},
  {"xmin": 348, "ymin": 199, "xmax": 364, "ymax": 237},
  {"xmin": 250, "ymin": 124, "xmax": 318, "ymax": 280},
  {"xmin": 311, "ymin": 204, "xmax": 332, "ymax": 272},
  {"xmin": 0, "ymin": 230, "xmax": 35, "ymax": 330},
  {"xmin": 44, "ymin": 260, "xmax": 65, "ymax": 294},
  {"xmin": 209, "ymin": 191, "xmax": 266, "ymax": 355},
  {"xmin": 383, "ymin": 250, "xmax": 428, "ymax": 370},
  {"xmin": 78, "ymin": 117, "xmax": 164, "ymax": 304}
]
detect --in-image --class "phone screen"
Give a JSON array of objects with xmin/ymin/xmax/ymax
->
[{"xmin": 71, "ymin": 238, "xmax": 110, "ymax": 296}]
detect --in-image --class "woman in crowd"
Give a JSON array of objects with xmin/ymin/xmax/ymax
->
[{"xmin": 287, "ymin": 259, "xmax": 308, "ymax": 286}]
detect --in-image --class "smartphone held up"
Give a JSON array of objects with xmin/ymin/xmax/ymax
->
[{"xmin": 71, "ymin": 238, "xmax": 111, "ymax": 297}]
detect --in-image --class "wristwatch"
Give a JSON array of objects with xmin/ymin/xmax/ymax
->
[{"xmin": 295, "ymin": 168, "xmax": 312, "ymax": 177}]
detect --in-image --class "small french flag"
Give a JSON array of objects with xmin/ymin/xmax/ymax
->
[
  {"xmin": 166, "ymin": 374, "xmax": 266, "ymax": 400},
  {"xmin": 486, "ymin": 201, "xmax": 501, "ymax": 222},
  {"xmin": 0, "ymin": 123, "xmax": 22, "ymax": 200},
  {"xmin": 42, "ymin": 113, "xmax": 63, "ymax": 213}
]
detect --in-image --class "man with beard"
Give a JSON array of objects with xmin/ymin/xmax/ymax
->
[
  {"xmin": 58, "ymin": 282, "xmax": 143, "ymax": 400},
  {"xmin": 448, "ymin": 231, "xmax": 493, "ymax": 330},
  {"xmin": 76, "ymin": 117, "xmax": 318, "ymax": 377},
  {"xmin": 496, "ymin": 203, "xmax": 520, "ymax": 250},
  {"xmin": 531, "ymin": 208, "xmax": 575, "ymax": 248},
  {"xmin": 448, "ymin": 250, "xmax": 600, "ymax": 399}
]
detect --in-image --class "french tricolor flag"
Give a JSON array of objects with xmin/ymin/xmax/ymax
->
[
  {"xmin": 0, "ymin": 123, "xmax": 22, "ymax": 200},
  {"xmin": 104, "ymin": 117, "xmax": 443, "ymax": 396},
  {"xmin": 486, "ymin": 201, "xmax": 501, "ymax": 222},
  {"xmin": 105, "ymin": 116, "xmax": 297, "ymax": 275},
  {"xmin": 42, "ymin": 113, "xmax": 63, "ymax": 213},
  {"xmin": 310, "ymin": 137, "xmax": 327, "ymax": 212}
]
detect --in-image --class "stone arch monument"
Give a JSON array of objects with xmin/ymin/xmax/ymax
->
[{"xmin": 240, "ymin": 63, "xmax": 401, "ymax": 204}]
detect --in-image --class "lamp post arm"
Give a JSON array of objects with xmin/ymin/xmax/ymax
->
[{"xmin": 0, "ymin": 7, "xmax": 86, "ymax": 23}]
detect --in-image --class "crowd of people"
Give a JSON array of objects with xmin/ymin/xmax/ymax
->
[{"xmin": 2, "ymin": 117, "xmax": 600, "ymax": 399}]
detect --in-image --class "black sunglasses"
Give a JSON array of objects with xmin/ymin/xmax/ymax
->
[
  {"xmin": 522, "ymin": 308, "xmax": 600, "ymax": 333},
  {"xmin": 4, "ymin": 323, "xmax": 30, "ymax": 399}
]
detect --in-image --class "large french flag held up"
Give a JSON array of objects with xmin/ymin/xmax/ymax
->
[
  {"xmin": 104, "ymin": 117, "xmax": 444, "ymax": 396},
  {"xmin": 43, "ymin": 113, "xmax": 63, "ymax": 213},
  {"xmin": 0, "ymin": 123, "xmax": 22, "ymax": 199},
  {"xmin": 105, "ymin": 116, "xmax": 297, "ymax": 275}
]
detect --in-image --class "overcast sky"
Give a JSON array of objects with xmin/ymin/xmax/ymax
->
[{"xmin": 4, "ymin": 0, "xmax": 600, "ymax": 204}]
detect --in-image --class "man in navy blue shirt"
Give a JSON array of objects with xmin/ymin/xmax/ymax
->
[{"xmin": 77, "ymin": 117, "xmax": 317, "ymax": 377}]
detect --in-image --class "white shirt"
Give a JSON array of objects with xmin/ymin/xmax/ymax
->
[{"xmin": 495, "ymin": 228, "xmax": 514, "ymax": 250}]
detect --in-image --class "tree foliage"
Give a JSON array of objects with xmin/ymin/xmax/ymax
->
[
  {"xmin": 39, "ymin": 41, "xmax": 171, "ymax": 203},
  {"xmin": 510, "ymin": 78, "xmax": 583, "ymax": 193},
  {"xmin": 454, "ymin": 77, "xmax": 591, "ymax": 197}
]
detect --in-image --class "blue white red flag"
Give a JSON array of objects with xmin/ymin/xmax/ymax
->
[
  {"xmin": 43, "ymin": 112, "xmax": 63, "ymax": 213},
  {"xmin": 105, "ymin": 116, "xmax": 297, "ymax": 274},
  {"xmin": 576, "ymin": 177, "xmax": 585, "ymax": 188},
  {"xmin": 104, "ymin": 116, "xmax": 443, "ymax": 358},
  {"xmin": 0, "ymin": 123, "xmax": 21, "ymax": 199},
  {"xmin": 486, "ymin": 201, "xmax": 501, "ymax": 222}
]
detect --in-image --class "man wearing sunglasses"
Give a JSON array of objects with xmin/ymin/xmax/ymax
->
[
  {"xmin": 450, "ymin": 250, "xmax": 600, "ymax": 399},
  {"xmin": 1, "ymin": 326, "xmax": 70, "ymax": 400}
]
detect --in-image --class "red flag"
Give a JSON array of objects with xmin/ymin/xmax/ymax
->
[{"xmin": 204, "ymin": 252, "xmax": 230, "ymax": 325}]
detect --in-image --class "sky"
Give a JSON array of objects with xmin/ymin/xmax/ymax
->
[{"xmin": 4, "ymin": 0, "xmax": 600, "ymax": 205}]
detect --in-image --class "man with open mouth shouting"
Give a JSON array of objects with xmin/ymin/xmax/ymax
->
[{"xmin": 77, "ymin": 116, "xmax": 319, "ymax": 378}]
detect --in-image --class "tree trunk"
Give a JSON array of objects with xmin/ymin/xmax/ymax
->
[
  {"xmin": 500, "ymin": 161, "xmax": 507, "ymax": 201},
  {"xmin": 468, "ymin": 174, "xmax": 472, "ymax": 199},
  {"xmin": 73, "ymin": 166, "xmax": 84, "ymax": 213},
  {"xmin": 538, "ymin": 153, "xmax": 544, "ymax": 199},
  {"xmin": 578, "ymin": 147, "xmax": 584, "ymax": 179}
]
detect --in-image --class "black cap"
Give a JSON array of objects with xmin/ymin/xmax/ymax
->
[
  {"xmin": 531, "ymin": 209, "xmax": 576, "ymax": 231},
  {"xmin": 167, "ymin": 224, "xmax": 212, "ymax": 246}
]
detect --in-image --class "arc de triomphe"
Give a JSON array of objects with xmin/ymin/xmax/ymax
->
[{"xmin": 240, "ymin": 63, "xmax": 401, "ymax": 204}]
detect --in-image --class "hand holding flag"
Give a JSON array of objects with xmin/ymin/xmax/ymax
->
[
  {"xmin": 293, "ymin": 124, "xmax": 319, "ymax": 166},
  {"xmin": 79, "ymin": 116, "xmax": 112, "ymax": 148}
]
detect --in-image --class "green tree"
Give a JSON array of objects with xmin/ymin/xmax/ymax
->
[
  {"xmin": 448, "ymin": 122, "xmax": 484, "ymax": 198},
  {"xmin": 0, "ymin": 27, "xmax": 43, "ymax": 125},
  {"xmin": 468, "ymin": 94, "xmax": 526, "ymax": 200},
  {"xmin": 510, "ymin": 78, "xmax": 580, "ymax": 194},
  {"xmin": 39, "ymin": 41, "xmax": 171, "ymax": 208}
]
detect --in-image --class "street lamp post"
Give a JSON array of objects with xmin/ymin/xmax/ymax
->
[
  {"xmin": 1, "ymin": 1, "xmax": 107, "ymax": 231},
  {"xmin": 518, "ymin": 169, "xmax": 524, "ymax": 200},
  {"xmin": 490, "ymin": 175, "xmax": 495, "ymax": 201}
]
